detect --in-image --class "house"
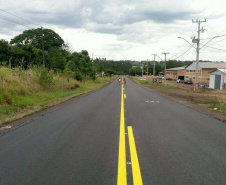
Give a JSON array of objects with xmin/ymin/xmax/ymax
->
[
  {"xmin": 165, "ymin": 66, "xmax": 186, "ymax": 80},
  {"xmin": 185, "ymin": 62, "xmax": 226, "ymax": 86},
  {"xmin": 209, "ymin": 69, "xmax": 226, "ymax": 90}
]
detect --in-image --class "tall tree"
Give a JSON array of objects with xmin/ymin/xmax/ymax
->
[{"xmin": 10, "ymin": 28, "xmax": 65, "ymax": 52}]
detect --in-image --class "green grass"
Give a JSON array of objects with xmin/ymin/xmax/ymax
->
[
  {"xmin": 133, "ymin": 78, "xmax": 177, "ymax": 90},
  {"xmin": 0, "ymin": 67, "xmax": 110, "ymax": 125},
  {"xmin": 208, "ymin": 97, "xmax": 226, "ymax": 113}
]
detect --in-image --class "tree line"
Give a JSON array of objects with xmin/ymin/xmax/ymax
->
[
  {"xmin": 129, "ymin": 60, "xmax": 187, "ymax": 76},
  {"xmin": 0, "ymin": 28, "xmax": 189, "ymax": 79}
]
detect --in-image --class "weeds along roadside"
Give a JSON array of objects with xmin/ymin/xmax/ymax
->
[{"xmin": 0, "ymin": 67, "xmax": 109, "ymax": 125}]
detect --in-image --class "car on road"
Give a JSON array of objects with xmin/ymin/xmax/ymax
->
[{"xmin": 184, "ymin": 80, "xmax": 193, "ymax": 84}]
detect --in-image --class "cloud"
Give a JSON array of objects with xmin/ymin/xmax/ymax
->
[{"xmin": 1, "ymin": 0, "xmax": 226, "ymax": 61}]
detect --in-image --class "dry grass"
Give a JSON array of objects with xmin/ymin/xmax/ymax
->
[{"xmin": 0, "ymin": 67, "xmax": 108, "ymax": 125}]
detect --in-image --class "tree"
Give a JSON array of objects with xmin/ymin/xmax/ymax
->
[
  {"xmin": 0, "ymin": 40, "xmax": 10, "ymax": 64},
  {"xmin": 49, "ymin": 48, "xmax": 66, "ymax": 71},
  {"xmin": 129, "ymin": 68, "xmax": 136, "ymax": 76},
  {"xmin": 10, "ymin": 28, "xmax": 65, "ymax": 52},
  {"xmin": 106, "ymin": 69, "xmax": 116, "ymax": 78},
  {"xmin": 166, "ymin": 60, "xmax": 184, "ymax": 69}
]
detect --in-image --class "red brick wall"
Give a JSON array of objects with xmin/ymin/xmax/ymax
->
[
  {"xmin": 165, "ymin": 70, "xmax": 177, "ymax": 80},
  {"xmin": 185, "ymin": 68, "xmax": 214, "ymax": 86}
]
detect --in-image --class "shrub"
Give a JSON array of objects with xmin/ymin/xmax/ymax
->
[{"xmin": 36, "ymin": 68, "xmax": 54, "ymax": 89}]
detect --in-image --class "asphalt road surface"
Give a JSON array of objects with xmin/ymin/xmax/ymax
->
[{"xmin": 1, "ymin": 76, "xmax": 226, "ymax": 185}]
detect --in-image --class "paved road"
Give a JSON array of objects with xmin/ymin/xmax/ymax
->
[{"xmin": 1, "ymin": 76, "xmax": 226, "ymax": 185}]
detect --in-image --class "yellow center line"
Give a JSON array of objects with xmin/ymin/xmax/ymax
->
[
  {"xmin": 117, "ymin": 83, "xmax": 127, "ymax": 185},
  {"xmin": 128, "ymin": 126, "xmax": 143, "ymax": 185}
]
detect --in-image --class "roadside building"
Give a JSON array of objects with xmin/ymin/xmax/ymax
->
[
  {"xmin": 165, "ymin": 66, "xmax": 186, "ymax": 80},
  {"xmin": 185, "ymin": 62, "xmax": 226, "ymax": 86},
  {"xmin": 209, "ymin": 69, "xmax": 226, "ymax": 90}
]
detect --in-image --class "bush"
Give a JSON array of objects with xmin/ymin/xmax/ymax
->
[
  {"xmin": 0, "ymin": 93, "xmax": 13, "ymax": 104},
  {"xmin": 36, "ymin": 68, "xmax": 54, "ymax": 89}
]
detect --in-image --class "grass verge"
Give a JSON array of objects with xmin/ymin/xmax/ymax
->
[
  {"xmin": 208, "ymin": 97, "xmax": 226, "ymax": 113},
  {"xmin": 0, "ymin": 67, "xmax": 112, "ymax": 125},
  {"xmin": 133, "ymin": 78, "xmax": 177, "ymax": 90}
]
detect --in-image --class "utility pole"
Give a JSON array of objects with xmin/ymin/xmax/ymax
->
[
  {"xmin": 192, "ymin": 19, "xmax": 206, "ymax": 91},
  {"xmin": 142, "ymin": 65, "xmax": 143, "ymax": 77},
  {"xmin": 147, "ymin": 59, "xmax": 149, "ymax": 76},
  {"xmin": 152, "ymin": 54, "xmax": 157, "ymax": 76},
  {"xmin": 92, "ymin": 53, "xmax": 94, "ymax": 65},
  {"xmin": 41, "ymin": 27, "xmax": 45, "ymax": 68},
  {"xmin": 162, "ymin": 52, "xmax": 170, "ymax": 85}
]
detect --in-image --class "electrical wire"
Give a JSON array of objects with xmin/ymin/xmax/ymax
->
[
  {"xmin": 200, "ymin": 37, "xmax": 216, "ymax": 50},
  {"xmin": 201, "ymin": 34, "xmax": 226, "ymax": 40},
  {"xmin": 156, "ymin": 55, "xmax": 163, "ymax": 61},
  {"xmin": 0, "ymin": 15, "xmax": 34, "ymax": 29},
  {"xmin": 212, "ymin": 37, "xmax": 226, "ymax": 45},
  {"xmin": 168, "ymin": 54, "xmax": 178, "ymax": 60},
  {"xmin": 0, "ymin": 8, "xmax": 40, "ymax": 27},
  {"xmin": 200, "ymin": 44, "xmax": 226, "ymax": 52},
  {"xmin": 174, "ymin": 45, "xmax": 195, "ymax": 60}
]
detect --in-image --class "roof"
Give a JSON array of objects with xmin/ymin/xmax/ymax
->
[
  {"xmin": 166, "ymin": 66, "xmax": 186, "ymax": 71},
  {"xmin": 210, "ymin": 69, "xmax": 226, "ymax": 74},
  {"xmin": 186, "ymin": 62, "xmax": 226, "ymax": 69}
]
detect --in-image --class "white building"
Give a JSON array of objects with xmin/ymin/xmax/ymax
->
[{"xmin": 209, "ymin": 69, "xmax": 226, "ymax": 90}]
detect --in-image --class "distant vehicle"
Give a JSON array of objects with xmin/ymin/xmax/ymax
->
[
  {"xmin": 157, "ymin": 76, "xmax": 164, "ymax": 79},
  {"xmin": 177, "ymin": 79, "xmax": 184, "ymax": 83},
  {"xmin": 184, "ymin": 80, "xmax": 193, "ymax": 84}
]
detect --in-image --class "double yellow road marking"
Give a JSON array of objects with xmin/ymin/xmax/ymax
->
[
  {"xmin": 128, "ymin": 127, "xmax": 143, "ymax": 185},
  {"xmin": 117, "ymin": 84, "xmax": 127, "ymax": 184},
  {"xmin": 117, "ymin": 83, "xmax": 143, "ymax": 185}
]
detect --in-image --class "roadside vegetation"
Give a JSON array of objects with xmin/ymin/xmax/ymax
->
[
  {"xmin": 0, "ymin": 28, "xmax": 122, "ymax": 125},
  {"xmin": 0, "ymin": 67, "xmax": 111, "ymax": 125},
  {"xmin": 133, "ymin": 78, "xmax": 177, "ymax": 90},
  {"xmin": 208, "ymin": 97, "xmax": 226, "ymax": 113}
]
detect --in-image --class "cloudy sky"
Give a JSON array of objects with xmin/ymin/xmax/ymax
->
[{"xmin": 1, "ymin": 0, "xmax": 226, "ymax": 61}]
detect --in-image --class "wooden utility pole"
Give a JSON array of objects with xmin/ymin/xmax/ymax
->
[
  {"xmin": 152, "ymin": 54, "xmax": 157, "ymax": 76},
  {"xmin": 162, "ymin": 52, "xmax": 170, "ymax": 85},
  {"xmin": 41, "ymin": 27, "xmax": 45, "ymax": 68}
]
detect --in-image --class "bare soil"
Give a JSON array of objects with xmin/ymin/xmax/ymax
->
[{"xmin": 130, "ymin": 77, "xmax": 226, "ymax": 123}]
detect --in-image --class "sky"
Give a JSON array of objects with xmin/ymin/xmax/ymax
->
[{"xmin": 1, "ymin": 0, "xmax": 226, "ymax": 62}]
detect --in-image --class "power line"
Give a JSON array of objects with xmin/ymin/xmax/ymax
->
[
  {"xmin": 156, "ymin": 55, "xmax": 163, "ymax": 61},
  {"xmin": 0, "ymin": 15, "xmax": 34, "ymax": 29},
  {"xmin": 181, "ymin": 8, "xmax": 207, "ymax": 34},
  {"xmin": 200, "ymin": 44, "xmax": 226, "ymax": 52},
  {"xmin": 212, "ymin": 37, "xmax": 226, "ymax": 45},
  {"xmin": 200, "ymin": 36, "xmax": 216, "ymax": 50},
  {"xmin": 174, "ymin": 45, "xmax": 195, "ymax": 60},
  {"xmin": 201, "ymin": 34, "xmax": 226, "ymax": 40},
  {"xmin": 0, "ymin": 8, "xmax": 40, "ymax": 27}
]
